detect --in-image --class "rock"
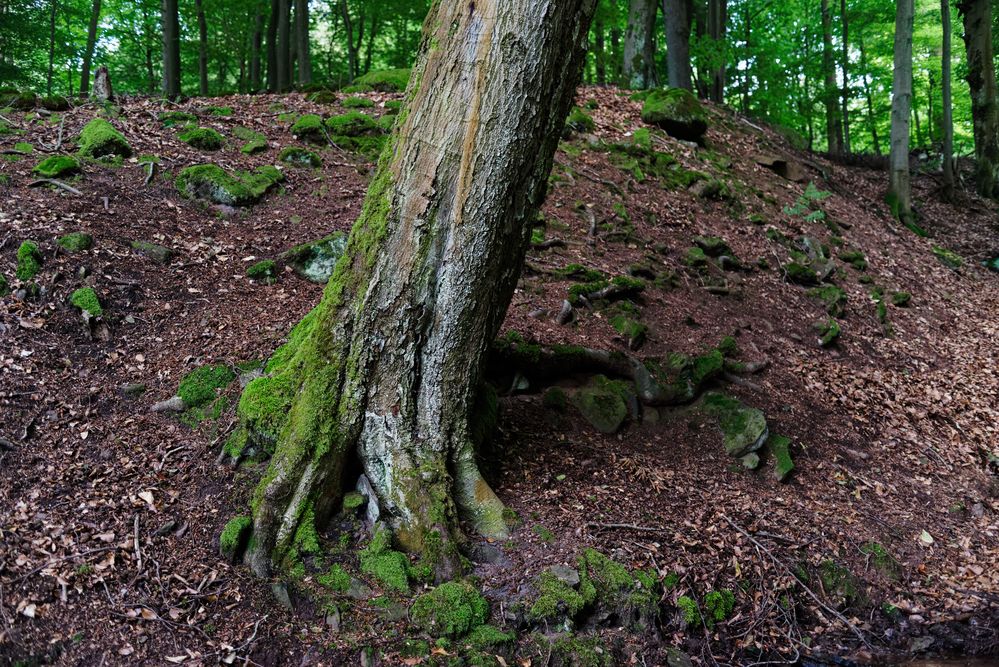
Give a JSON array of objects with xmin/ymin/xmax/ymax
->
[
  {"xmin": 283, "ymin": 232, "xmax": 348, "ymax": 283},
  {"xmin": 469, "ymin": 542, "xmax": 510, "ymax": 567},
  {"xmin": 572, "ymin": 375, "xmax": 632, "ymax": 434},
  {"xmin": 271, "ymin": 582, "xmax": 293, "ymax": 610},
  {"xmin": 550, "ymin": 565, "xmax": 580, "ymax": 587},
  {"xmin": 754, "ymin": 154, "xmax": 808, "ymax": 182},
  {"xmin": 324, "ymin": 606, "xmax": 341, "ymax": 631},
  {"xmin": 556, "ymin": 300, "xmax": 575, "ymax": 325},
  {"xmin": 151, "ymin": 396, "xmax": 187, "ymax": 413},
  {"xmin": 700, "ymin": 392, "xmax": 769, "ymax": 457},
  {"xmin": 740, "ymin": 452, "xmax": 760, "ymax": 469},
  {"xmin": 119, "ymin": 383, "xmax": 146, "ymax": 399},
  {"xmin": 971, "ymin": 503, "xmax": 985, "ymax": 518},
  {"xmin": 377, "ymin": 601, "xmax": 408, "ymax": 622},
  {"xmin": 640, "ymin": 88, "xmax": 708, "ymax": 143},
  {"xmin": 355, "ymin": 474, "xmax": 381, "ymax": 526},
  {"xmin": 346, "ymin": 577, "xmax": 374, "ymax": 600},
  {"xmin": 666, "ymin": 648, "xmax": 694, "ymax": 667},
  {"xmin": 131, "ymin": 241, "xmax": 173, "ymax": 265}
]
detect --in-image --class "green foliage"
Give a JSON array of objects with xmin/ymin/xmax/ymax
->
[
  {"xmin": 16, "ymin": 241, "xmax": 41, "ymax": 281},
  {"xmin": 410, "ymin": 580, "xmax": 489, "ymax": 638},
  {"xmin": 702, "ymin": 589, "xmax": 735, "ymax": 627},
  {"xmin": 178, "ymin": 364, "xmax": 236, "ymax": 408},
  {"xmin": 677, "ymin": 596, "xmax": 700, "ymax": 624},
  {"xmin": 33, "ymin": 155, "xmax": 80, "ymax": 178},
  {"xmin": 77, "ymin": 118, "xmax": 131, "ymax": 159},
  {"xmin": 69, "ymin": 287, "xmax": 102, "ymax": 317}
]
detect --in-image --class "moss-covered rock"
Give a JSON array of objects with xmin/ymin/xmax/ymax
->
[
  {"xmin": 572, "ymin": 375, "xmax": 633, "ymax": 434},
  {"xmin": 205, "ymin": 105, "xmax": 233, "ymax": 117},
  {"xmin": 307, "ymin": 89, "xmax": 337, "ymax": 104},
  {"xmin": 278, "ymin": 146, "xmax": 321, "ymax": 168},
  {"xmin": 16, "ymin": 241, "xmax": 42, "ymax": 281},
  {"xmin": 70, "ymin": 287, "xmax": 102, "ymax": 317},
  {"xmin": 770, "ymin": 436, "xmax": 794, "ymax": 482},
  {"xmin": 530, "ymin": 570, "xmax": 592, "ymax": 623},
  {"xmin": 566, "ymin": 107, "xmax": 596, "ymax": 134},
  {"xmin": 410, "ymin": 580, "xmax": 489, "ymax": 638},
  {"xmin": 158, "ymin": 111, "xmax": 197, "ymax": 127},
  {"xmin": 342, "ymin": 95, "xmax": 375, "ymax": 109},
  {"xmin": 178, "ymin": 127, "xmax": 224, "ymax": 151},
  {"xmin": 290, "ymin": 113, "xmax": 325, "ymax": 143},
  {"xmin": 700, "ymin": 392, "xmax": 768, "ymax": 457},
  {"xmin": 808, "ymin": 285, "xmax": 847, "ymax": 317},
  {"xmin": 131, "ymin": 240, "xmax": 173, "ymax": 264},
  {"xmin": 247, "ymin": 259, "xmax": 278, "ymax": 284},
  {"xmin": 552, "ymin": 635, "xmax": 613, "ymax": 667},
  {"xmin": 891, "ymin": 291, "xmax": 911, "ymax": 307},
  {"xmin": 220, "ymin": 516, "xmax": 252, "ymax": 562},
  {"xmin": 39, "ymin": 95, "xmax": 69, "ymax": 111},
  {"xmin": 175, "ymin": 163, "xmax": 285, "ymax": 206},
  {"xmin": 814, "ymin": 319, "xmax": 840, "ymax": 347},
  {"xmin": 233, "ymin": 126, "xmax": 268, "ymax": 154},
  {"xmin": 32, "ymin": 155, "xmax": 81, "ymax": 178},
  {"xmin": 4, "ymin": 91, "xmax": 37, "ymax": 110},
  {"xmin": 351, "ymin": 68, "xmax": 410, "ymax": 92},
  {"xmin": 77, "ymin": 118, "xmax": 131, "ymax": 159},
  {"xmin": 359, "ymin": 527, "xmax": 411, "ymax": 593},
  {"xmin": 932, "ymin": 245, "xmax": 963, "ymax": 270},
  {"xmin": 641, "ymin": 88, "xmax": 708, "ymax": 142},
  {"xmin": 282, "ymin": 231, "xmax": 348, "ymax": 283},
  {"xmin": 838, "ymin": 249, "xmax": 868, "ymax": 270},
  {"xmin": 326, "ymin": 111, "xmax": 379, "ymax": 137},
  {"xmin": 178, "ymin": 364, "xmax": 236, "ymax": 408},
  {"xmin": 579, "ymin": 549, "xmax": 659, "ymax": 630}
]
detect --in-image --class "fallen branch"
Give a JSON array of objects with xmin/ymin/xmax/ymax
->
[
  {"xmin": 141, "ymin": 160, "xmax": 156, "ymax": 186},
  {"xmin": 28, "ymin": 178, "xmax": 82, "ymax": 195},
  {"xmin": 586, "ymin": 522, "xmax": 666, "ymax": 534}
]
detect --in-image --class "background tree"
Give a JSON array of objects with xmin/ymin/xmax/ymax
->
[
  {"xmin": 624, "ymin": 0, "xmax": 657, "ymax": 89},
  {"xmin": 294, "ymin": 0, "xmax": 311, "ymax": 86},
  {"xmin": 958, "ymin": 0, "xmax": 999, "ymax": 197},
  {"xmin": 889, "ymin": 0, "xmax": 914, "ymax": 222},
  {"xmin": 821, "ymin": 0, "xmax": 844, "ymax": 153},
  {"xmin": 79, "ymin": 0, "xmax": 100, "ymax": 95},
  {"xmin": 161, "ymin": 0, "xmax": 181, "ymax": 98},
  {"xmin": 942, "ymin": 0, "xmax": 955, "ymax": 198},
  {"xmin": 195, "ymin": 0, "xmax": 208, "ymax": 95},
  {"xmin": 664, "ymin": 0, "xmax": 693, "ymax": 89}
]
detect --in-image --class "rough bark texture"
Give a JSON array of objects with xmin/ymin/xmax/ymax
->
[
  {"xmin": 243, "ymin": 0, "xmax": 597, "ymax": 578},
  {"xmin": 161, "ymin": 0, "xmax": 181, "ymax": 98},
  {"xmin": 664, "ymin": 0, "xmax": 693, "ymax": 90},
  {"xmin": 958, "ymin": 0, "xmax": 999, "ymax": 198},
  {"xmin": 941, "ymin": 0, "xmax": 955, "ymax": 197},
  {"xmin": 821, "ymin": 0, "xmax": 844, "ymax": 154},
  {"xmin": 80, "ymin": 0, "xmax": 100, "ymax": 96},
  {"xmin": 196, "ymin": 0, "xmax": 209, "ymax": 96},
  {"xmin": 624, "ymin": 0, "xmax": 657, "ymax": 89},
  {"xmin": 889, "ymin": 0, "xmax": 914, "ymax": 221},
  {"xmin": 93, "ymin": 64, "xmax": 112, "ymax": 102},
  {"xmin": 46, "ymin": 0, "xmax": 56, "ymax": 96},
  {"xmin": 294, "ymin": 0, "xmax": 311, "ymax": 86}
]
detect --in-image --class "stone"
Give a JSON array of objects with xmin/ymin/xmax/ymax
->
[
  {"xmin": 740, "ymin": 452, "xmax": 760, "ymax": 469},
  {"xmin": 283, "ymin": 232, "xmax": 348, "ymax": 284},
  {"xmin": 550, "ymin": 565, "xmax": 580, "ymax": 587},
  {"xmin": 151, "ymin": 396, "xmax": 187, "ymax": 413},
  {"xmin": 666, "ymin": 648, "xmax": 694, "ymax": 667},
  {"xmin": 572, "ymin": 375, "xmax": 632, "ymax": 434},
  {"xmin": 119, "ymin": 383, "xmax": 146, "ymax": 399},
  {"xmin": 356, "ymin": 474, "xmax": 381, "ymax": 526},
  {"xmin": 640, "ymin": 88, "xmax": 708, "ymax": 143},
  {"xmin": 700, "ymin": 392, "xmax": 769, "ymax": 457},
  {"xmin": 131, "ymin": 241, "xmax": 173, "ymax": 265},
  {"xmin": 271, "ymin": 583, "xmax": 293, "ymax": 610},
  {"xmin": 346, "ymin": 577, "xmax": 374, "ymax": 601},
  {"xmin": 754, "ymin": 154, "xmax": 808, "ymax": 182}
]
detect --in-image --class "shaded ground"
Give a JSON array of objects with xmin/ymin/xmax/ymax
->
[{"xmin": 0, "ymin": 87, "xmax": 997, "ymax": 666}]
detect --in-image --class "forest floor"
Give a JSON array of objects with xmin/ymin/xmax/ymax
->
[{"xmin": 0, "ymin": 86, "xmax": 997, "ymax": 667}]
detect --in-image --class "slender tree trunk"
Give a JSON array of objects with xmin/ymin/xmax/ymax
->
[
  {"xmin": 610, "ymin": 26, "xmax": 622, "ymax": 83},
  {"xmin": 47, "ymin": 0, "xmax": 56, "ymax": 96},
  {"xmin": 275, "ymin": 0, "xmax": 291, "ymax": 91},
  {"xmin": 889, "ymin": 0, "xmax": 914, "ymax": 221},
  {"xmin": 821, "ymin": 0, "xmax": 844, "ymax": 153},
  {"xmin": 362, "ymin": 12, "xmax": 380, "ymax": 75},
  {"xmin": 927, "ymin": 70, "xmax": 936, "ymax": 145},
  {"xmin": 80, "ymin": 0, "xmax": 100, "ymax": 96},
  {"xmin": 942, "ymin": 0, "xmax": 955, "ymax": 197},
  {"xmin": 958, "ymin": 0, "xmax": 999, "ymax": 198},
  {"xmin": 663, "ymin": 0, "xmax": 693, "ymax": 90},
  {"xmin": 624, "ymin": 0, "xmax": 657, "ymax": 89},
  {"xmin": 708, "ymin": 0, "xmax": 727, "ymax": 103},
  {"xmin": 341, "ymin": 0, "xmax": 360, "ymax": 80},
  {"xmin": 840, "ymin": 0, "xmax": 851, "ymax": 153},
  {"xmin": 266, "ymin": 0, "xmax": 279, "ymax": 91},
  {"xmin": 162, "ymin": 0, "xmax": 181, "ymax": 98},
  {"xmin": 239, "ymin": 0, "xmax": 597, "ymax": 579},
  {"xmin": 858, "ymin": 30, "xmax": 881, "ymax": 155},
  {"xmin": 250, "ymin": 4, "xmax": 264, "ymax": 91},
  {"xmin": 294, "ymin": 0, "xmax": 311, "ymax": 86},
  {"xmin": 595, "ymin": 15, "xmax": 606, "ymax": 84},
  {"xmin": 740, "ymin": 5, "xmax": 750, "ymax": 112},
  {"xmin": 196, "ymin": 0, "xmax": 209, "ymax": 96}
]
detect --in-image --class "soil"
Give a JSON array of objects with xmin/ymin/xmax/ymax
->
[{"xmin": 0, "ymin": 87, "xmax": 997, "ymax": 666}]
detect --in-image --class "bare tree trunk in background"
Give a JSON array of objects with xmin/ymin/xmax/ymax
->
[
  {"xmin": 942, "ymin": 0, "xmax": 955, "ymax": 198},
  {"xmin": 93, "ymin": 64, "xmax": 112, "ymax": 102},
  {"xmin": 80, "ymin": 0, "xmax": 101, "ymax": 96},
  {"xmin": 276, "ymin": 0, "xmax": 291, "ymax": 91},
  {"xmin": 340, "ymin": 0, "xmax": 362, "ymax": 80},
  {"xmin": 707, "ymin": 0, "xmax": 727, "ymax": 103},
  {"xmin": 239, "ymin": 0, "xmax": 598, "ymax": 579},
  {"xmin": 162, "ymin": 0, "xmax": 181, "ymax": 98},
  {"xmin": 594, "ymin": 15, "xmax": 606, "ymax": 84},
  {"xmin": 362, "ymin": 12, "xmax": 380, "ymax": 75},
  {"xmin": 858, "ymin": 30, "xmax": 881, "ymax": 154},
  {"xmin": 294, "ymin": 0, "xmax": 311, "ymax": 86},
  {"xmin": 250, "ymin": 3, "xmax": 264, "ymax": 91},
  {"xmin": 740, "ymin": 3, "xmax": 751, "ymax": 111},
  {"xmin": 623, "ymin": 0, "xmax": 656, "ymax": 89},
  {"xmin": 664, "ymin": 0, "xmax": 693, "ymax": 90},
  {"xmin": 889, "ymin": 0, "xmax": 914, "ymax": 222},
  {"xmin": 840, "ymin": 0, "xmax": 851, "ymax": 153},
  {"xmin": 266, "ymin": 0, "xmax": 279, "ymax": 91},
  {"xmin": 958, "ymin": 0, "xmax": 999, "ymax": 198},
  {"xmin": 196, "ymin": 0, "xmax": 209, "ymax": 96},
  {"xmin": 610, "ymin": 26, "xmax": 621, "ymax": 83},
  {"xmin": 46, "ymin": 0, "xmax": 56, "ymax": 96},
  {"xmin": 822, "ymin": 0, "xmax": 844, "ymax": 153}
]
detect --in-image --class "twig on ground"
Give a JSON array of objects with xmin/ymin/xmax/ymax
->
[
  {"xmin": 8, "ymin": 546, "xmax": 118, "ymax": 584},
  {"xmin": 586, "ymin": 522, "xmax": 666, "ymax": 534},
  {"xmin": 28, "ymin": 178, "xmax": 82, "ymax": 195}
]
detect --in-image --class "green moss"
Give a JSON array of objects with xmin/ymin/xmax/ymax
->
[
  {"xmin": 77, "ymin": 118, "xmax": 131, "ymax": 158},
  {"xmin": 641, "ymin": 88, "xmax": 708, "ymax": 142},
  {"xmin": 891, "ymin": 291, "xmax": 911, "ymax": 307},
  {"xmin": 808, "ymin": 285, "xmax": 847, "ymax": 317},
  {"xmin": 860, "ymin": 542, "xmax": 901, "ymax": 579},
  {"xmin": 932, "ymin": 245, "xmax": 963, "ymax": 270},
  {"xmin": 307, "ymin": 89, "xmax": 337, "ymax": 104},
  {"xmin": 717, "ymin": 336, "xmax": 739, "ymax": 357},
  {"xmin": 234, "ymin": 126, "xmax": 268, "ymax": 154},
  {"xmin": 16, "ymin": 241, "xmax": 41, "ymax": 281},
  {"xmin": 158, "ymin": 111, "xmax": 197, "ymax": 126},
  {"xmin": 693, "ymin": 236, "xmax": 733, "ymax": 257},
  {"xmin": 610, "ymin": 314, "xmax": 648, "ymax": 349},
  {"xmin": 410, "ymin": 580, "xmax": 489, "ymax": 638},
  {"xmin": 555, "ymin": 264, "xmax": 605, "ymax": 282},
  {"xmin": 178, "ymin": 364, "xmax": 236, "ymax": 408},
  {"xmin": 578, "ymin": 549, "xmax": 658, "ymax": 628},
  {"xmin": 326, "ymin": 111, "xmax": 379, "ymax": 137},
  {"xmin": 342, "ymin": 96, "xmax": 375, "ymax": 109},
  {"xmin": 206, "ymin": 105, "xmax": 233, "ymax": 116},
  {"xmin": 178, "ymin": 127, "xmax": 223, "ymax": 151},
  {"xmin": 542, "ymin": 387, "xmax": 569, "ymax": 412},
  {"xmin": 69, "ymin": 287, "xmax": 102, "ymax": 317},
  {"xmin": 684, "ymin": 246, "xmax": 709, "ymax": 268},
  {"xmin": 0, "ymin": 274, "xmax": 8, "ymax": 297},
  {"xmin": 384, "ymin": 99, "xmax": 403, "ymax": 112},
  {"xmin": 572, "ymin": 375, "xmax": 633, "ymax": 434},
  {"xmin": 677, "ymin": 596, "xmax": 700, "ymax": 625},
  {"xmin": 220, "ymin": 516, "xmax": 252, "ymax": 559},
  {"xmin": 57, "ymin": 232, "xmax": 93, "ymax": 252},
  {"xmin": 247, "ymin": 259, "xmax": 277, "ymax": 284},
  {"xmin": 819, "ymin": 560, "xmax": 863, "ymax": 607},
  {"xmin": 838, "ymin": 250, "xmax": 868, "ymax": 270},
  {"xmin": 176, "ymin": 164, "xmax": 284, "ymax": 206},
  {"xmin": 784, "ymin": 262, "xmax": 819, "ymax": 285},
  {"xmin": 237, "ymin": 373, "xmax": 296, "ymax": 449},
  {"xmin": 703, "ymin": 590, "xmax": 735, "ymax": 628},
  {"xmin": 701, "ymin": 392, "xmax": 768, "ymax": 457},
  {"xmin": 566, "ymin": 107, "xmax": 595, "ymax": 134},
  {"xmin": 465, "ymin": 624, "xmax": 515, "ymax": 651},
  {"xmin": 351, "ymin": 68, "xmax": 411, "ymax": 92},
  {"xmin": 533, "ymin": 524, "xmax": 554, "ymax": 543},
  {"xmin": 32, "ymin": 155, "xmax": 81, "ymax": 178},
  {"xmin": 529, "ymin": 571, "xmax": 589, "ymax": 622},
  {"xmin": 552, "ymin": 636, "xmax": 613, "ymax": 667},
  {"xmin": 131, "ymin": 240, "xmax": 173, "ymax": 264},
  {"xmin": 359, "ymin": 528, "xmax": 411, "ymax": 593},
  {"xmin": 278, "ymin": 146, "xmax": 321, "ymax": 168},
  {"xmin": 342, "ymin": 491, "xmax": 365, "ymax": 511},
  {"xmin": 291, "ymin": 502, "xmax": 321, "ymax": 555},
  {"xmin": 290, "ymin": 113, "xmax": 326, "ymax": 143},
  {"xmin": 814, "ymin": 319, "xmax": 840, "ymax": 347}
]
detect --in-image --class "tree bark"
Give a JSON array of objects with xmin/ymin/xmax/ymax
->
[
  {"xmin": 266, "ymin": 0, "xmax": 279, "ymax": 91},
  {"xmin": 196, "ymin": 0, "xmax": 209, "ymax": 96},
  {"xmin": 276, "ymin": 0, "xmax": 291, "ymax": 91},
  {"xmin": 840, "ymin": 0, "xmax": 850, "ymax": 153},
  {"xmin": 80, "ymin": 0, "xmax": 100, "ymax": 96},
  {"xmin": 250, "ymin": 3, "xmax": 264, "ymax": 91},
  {"xmin": 663, "ymin": 0, "xmax": 692, "ymax": 90},
  {"xmin": 162, "ymin": 0, "xmax": 181, "ymax": 99},
  {"xmin": 958, "ymin": 0, "xmax": 999, "ymax": 198},
  {"xmin": 294, "ymin": 0, "xmax": 311, "ymax": 86},
  {"xmin": 822, "ymin": 0, "xmax": 844, "ymax": 154},
  {"xmin": 47, "ymin": 0, "xmax": 56, "ymax": 96},
  {"xmin": 594, "ymin": 14, "xmax": 606, "ymax": 84},
  {"xmin": 941, "ymin": 0, "xmax": 955, "ymax": 197},
  {"xmin": 707, "ymin": 0, "xmax": 727, "ymax": 103},
  {"xmin": 624, "ymin": 0, "xmax": 657, "ymax": 89},
  {"xmin": 240, "ymin": 0, "xmax": 597, "ymax": 579},
  {"xmin": 889, "ymin": 0, "xmax": 914, "ymax": 222},
  {"xmin": 340, "ymin": 0, "xmax": 362, "ymax": 80}
]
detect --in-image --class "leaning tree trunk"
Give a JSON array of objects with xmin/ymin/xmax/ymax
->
[
  {"xmin": 822, "ymin": 0, "xmax": 844, "ymax": 154},
  {"xmin": 162, "ymin": 0, "xmax": 181, "ymax": 98},
  {"xmin": 623, "ymin": 0, "xmax": 657, "ymax": 89},
  {"xmin": 80, "ymin": 0, "xmax": 100, "ymax": 96},
  {"xmin": 241, "ymin": 0, "xmax": 597, "ymax": 578},
  {"xmin": 889, "ymin": 0, "xmax": 914, "ymax": 222},
  {"xmin": 942, "ymin": 0, "xmax": 955, "ymax": 198},
  {"xmin": 664, "ymin": 0, "xmax": 693, "ymax": 90},
  {"xmin": 196, "ymin": 0, "xmax": 209, "ymax": 96},
  {"xmin": 958, "ymin": 0, "xmax": 999, "ymax": 198}
]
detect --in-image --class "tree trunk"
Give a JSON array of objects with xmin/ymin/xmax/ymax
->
[
  {"xmin": 47, "ymin": 0, "xmax": 56, "ymax": 96},
  {"xmin": 362, "ymin": 12, "xmax": 380, "ymax": 76},
  {"xmin": 266, "ymin": 0, "xmax": 279, "ymax": 91},
  {"xmin": 276, "ymin": 0, "xmax": 290, "ymax": 91},
  {"xmin": 239, "ymin": 0, "xmax": 597, "ymax": 579},
  {"xmin": 889, "ymin": 0, "xmax": 914, "ymax": 222},
  {"xmin": 740, "ymin": 4, "xmax": 750, "ymax": 112},
  {"xmin": 80, "ymin": 0, "xmax": 100, "ymax": 96},
  {"xmin": 942, "ymin": 0, "xmax": 955, "ymax": 197},
  {"xmin": 93, "ymin": 64, "xmax": 112, "ymax": 102},
  {"xmin": 858, "ymin": 31, "xmax": 881, "ymax": 155},
  {"xmin": 162, "ymin": 0, "xmax": 181, "ymax": 99},
  {"xmin": 294, "ymin": 0, "xmax": 311, "ymax": 86},
  {"xmin": 663, "ymin": 0, "xmax": 693, "ymax": 90},
  {"xmin": 840, "ymin": 0, "xmax": 850, "ymax": 153},
  {"xmin": 623, "ymin": 0, "xmax": 656, "ymax": 89},
  {"xmin": 958, "ymin": 0, "xmax": 999, "ymax": 198},
  {"xmin": 822, "ymin": 0, "xmax": 843, "ymax": 154},
  {"xmin": 595, "ymin": 15, "xmax": 606, "ymax": 84},
  {"xmin": 250, "ymin": 3, "xmax": 264, "ymax": 91},
  {"xmin": 610, "ymin": 26, "xmax": 621, "ymax": 83},
  {"xmin": 196, "ymin": 0, "xmax": 209, "ymax": 96},
  {"xmin": 341, "ymin": 0, "xmax": 360, "ymax": 80},
  {"xmin": 707, "ymin": 0, "xmax": 727, "ymax": 103}
]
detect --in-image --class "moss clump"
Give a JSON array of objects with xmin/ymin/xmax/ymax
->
[
  {"xmin": 342, "ymin": 491, "xmax": 366, "ymax": 511},
  {"xmin": 784, "ymin": 262, "xmax": 819, "ymax": 285},
  {"xmin": 77, "ymin": 118, "xmax": 131, "ymax": 158},
  {"xmin": 290, "ymin": 114, "xmax": 325, "ymax": 143},
  {"xmin": 384, "ymin": 99, "xmax": 403, "ymax": 113},
  {"xmin": 610, "ymin": 314, "xmax": 648, "ymax": 350},
  {"xmin": 860, "ymin": 542, "xmax": 901, "ymax": 579},
  {"xmin": 176, "ymin": 164, "xmax": 284, "ymax": 206},
  {"xmin": 0, "ymin": 274, "xmax": 9, "ymax": 297},
  {"xmin": 693, "ymin": 235, "xmax": 733, "ymax": 257},
  {"xmin": 701, "ymin": 392, "xmax": 768, "ymax": 457},
  {"xmin": 233, "ymin": 126, "xmax": 268, "ymax": 154},
  {"xmin": 70, "ymin": 287, "xmax": 102, "ymax": 317},
  {"xmin": 359, "ymin": 528, "xmax": 411, "ymax": 593},
  {"xmin": 33, "ymin": 155, "xmax": 81, "ymax": 178},
  {"xmin": 205, "ymin": 106, "xmax": 233, "ymax": 117},
  {"xmin": 278, "ymin": 146, "xmax": 321, "ymax": 168},
  {"xmin": 57, "ymin": 232, "xmax": 93, "ymax": 252},
  {"xmin": 542, "ymin": 387, "xmax": 569, "ymax": 412},
  {"xmin": 16, "ymin": 241, "xmax": 42, "ymax": 281},
  {"xmin": 247, "ymin": 259, "xmax": 278, "ymax": 284},
  {"xmin": 808, "ymin": 285, "xmax": 847, "ymax": 317},
  {"xmin": 464, "ymin": 624, "xmax": 515, "ymax": 652},
  {"xmin": 220, "ymin": 516, "xmax": 252, "ymax": 561},
  {"xmin": 178, "ymin": 127, "xmax": 223, "ymax": 151},
  {"xmin": 158, "ymin": 111, "xmax": 197, "ymax": 127},
  {"xmin": 552, "ymin": 636, "xmax": 613, "ymax": 667},
  {"xmin": 326, "ymin": 111, "xmax": 379, "ymax": 137},
  {"xmin": 317, "ymin": 563, "xmax": 351, "ymax": 592},
  {"xmin": 351, "ymin": 68, "xmax": 410, "ymax": 92},
  {"xmin": 703, "ymin": 590, "xmax": 735, "ymax": 628},
  {"xmin": 838, "ymin": 249, "xmax": 868, "ymax": 270},
  {"xmin": 342, "ymin": 96, "xmax": 375, "ymax": 109},
  {"xmin": 566, "ymin": 107, "xmax": 595, "ymax": 134},
  {"xmin": 555, "ymin": 263, "xmax": 605, "ymax": 282},
  {"xmin": 236, "ymin": 373, "xmax": 295, "ymax": 454},
  {"xmin": 529, "ymin": 571, "xmax": 591, "ymax": 622},
  {"xmin": 819, "ymin": 560, "xmax": 864, "ymax": 607},
  {"xmin": 677, "ymin": 596, "xmax": 700, "ymax": 625},
  {"xmin": 410, "ymin": 580, "xmax": 489, "ymax": 638},
  {"xmin": 307, "ymin": 89, "xmax": 337, "ymax": 104},
  {"xmin": 814, "ymin": 319, "xmax": 840, "ymax": 347},
  {"xmin": 640, "ymin": 88, "xmax": 708, "ymax": 142},
  {"xmin": 891, "ymin": 291, "xmax": 911, "ymax": 307},
  {"xmin": 932, "ymin": 245, "xmax": 963, "ymax": 270},
  {"xmin": 572, "ymin": 375, "xmax": 633, "ymax": 434},
  {"xmin": 178, "ymin": 364, "xmax": 236, "ymax": 408},
  {"xmin": 579, "ymin": 549, "xmax": 659, "ymax": 629},
  {"xmin": 39, "ymin": 94, "xmax": 68, "ymax": 111},
  {"xmin": 684, "ymin": 246, "xmax": 709, "ymax": 268},
  {"xmin": 131, "ymin": 240, "xmax": 173, "ymax": 264}
]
